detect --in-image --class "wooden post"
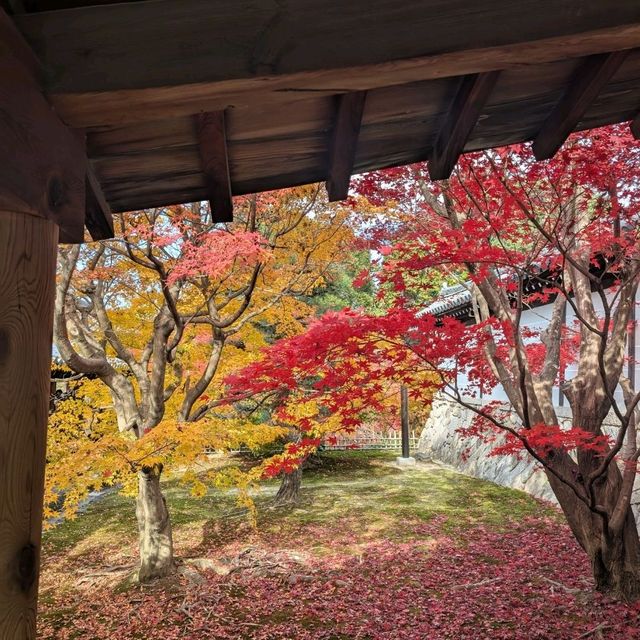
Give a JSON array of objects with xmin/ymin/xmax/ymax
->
[
  {"xmin": 400, "ymin": 385, "xmax": 410, "ymax": 458},
  {"xmin": 0, "ymin": 213, "xmax": 58, "ymax": 639},
  {"xmin": 0, "ymin": 10, "xmax": 89, "ymax": 638}
]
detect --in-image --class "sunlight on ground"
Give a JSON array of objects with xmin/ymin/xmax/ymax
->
[{"xmin": 39, "ymin": 452, "xmax": 639, "ymax": 640}]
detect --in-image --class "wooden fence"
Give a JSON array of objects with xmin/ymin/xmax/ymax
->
[
  {"xmin": 324, "ymin": 433, "xmax": 420, "ymax": 451},
  {"xmin": 224, "ymin": 433, "xmax": 420, "ymax": 456}
]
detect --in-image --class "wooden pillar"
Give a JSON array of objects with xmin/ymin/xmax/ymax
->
[
  {"xmin": 0, "ymin": 10, "xmax": 91, "ymax": 638},
  {"xmin": 0, "ymin": 213, "xmax": 58, "ymax": 639}
]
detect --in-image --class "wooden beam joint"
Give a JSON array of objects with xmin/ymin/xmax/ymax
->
[
  {"xmin": 0, "ymin": 8, "xmax": 99, "ymax": 244},
  {"xmin": 194, "ymin": 110, "xmax": 233, "ymax": 223},
  {"xmin": 428, "ymin": 71, "xmax": 500, "ymax": 180}
]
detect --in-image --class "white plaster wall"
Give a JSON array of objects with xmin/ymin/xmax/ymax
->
[{"xmin": 454, "ymin": 289, "xmax": 640, "ymax": 407}]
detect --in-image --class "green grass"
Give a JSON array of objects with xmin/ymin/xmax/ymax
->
[{"xmin": 43, "ymin": 451, "xmax": 557, "ymax": 565}]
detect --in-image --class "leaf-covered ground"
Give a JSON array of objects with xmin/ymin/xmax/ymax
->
[{"xmin": 40, "ymin": 452, "xmax": 640, "ymax": 639}]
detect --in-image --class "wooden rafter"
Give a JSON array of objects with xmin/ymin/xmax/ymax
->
[
  {"xmin": 194, "ymin": 111, "xmax": 233, "ymax": 223},
  {"xmin": 85, "ymin": 164, "xmax": 114, "ymax": 241},
  {"xmin": 326, "ymin": 91, "xmax": 367, "ymax": 202},
  {"xmin": 533, "ymin": 50, "xmax": 630, "ymax": 160},
  {"xmin": 428, "ymin": 72, "xmax": 500, "ymax": 180}
]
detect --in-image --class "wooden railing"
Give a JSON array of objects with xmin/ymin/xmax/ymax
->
[{"xmin": 324, "ymin": 434, "xmax": 420, "ymax": 451}]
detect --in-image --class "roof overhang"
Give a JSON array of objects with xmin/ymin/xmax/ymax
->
[{"xmin": 4, "ymin": 0, "xmax": 640, "ymax": 231}]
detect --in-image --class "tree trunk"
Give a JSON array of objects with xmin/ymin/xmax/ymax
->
[
  {"xmin": 592, "ymin": 511, "xmax": 640, "ymax": 601},
  {"xmin": 274, "ymin": 466, "xmax": 303, "ymax": 506},
  {"xmin": 544, "ymin": 399, "xmax": 640, "ymax": 601},
  {"xmin": 135, "ymin": 464, "xmax": 174, "ymax": 582}
]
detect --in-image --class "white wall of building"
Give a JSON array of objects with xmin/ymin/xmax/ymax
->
[{"xmin": 454, "ymin": 288, "xmax": 640, "ymax": 410}]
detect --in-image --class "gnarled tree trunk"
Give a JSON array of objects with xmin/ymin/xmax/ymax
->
[
  {"xmin": 546, "ymin": 463, "xmax": 640, "ymax": 601},
  {"xmin": 136, "ymin": 463, "xmax": 174, "ymax": 582},
  {"xmin": 274, "ymin": 466, "xmax": 303, "ymax": 506},
  {"xmin": 552, "ymin": 396, "xmax": 640, "ymax": 601}
]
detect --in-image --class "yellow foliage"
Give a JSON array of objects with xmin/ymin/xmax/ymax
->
[{"xmin": 49, "ymin": 186, "xmax": 371, "ymax": 525}]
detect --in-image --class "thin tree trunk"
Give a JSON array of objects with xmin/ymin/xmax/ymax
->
[
  {"xmin": 274, "ymin": 466, "xmax": 303, "ymax": 506},
  {"xmin": 135, "ymin": 463, "xmax": 174, "ymax": 582}
]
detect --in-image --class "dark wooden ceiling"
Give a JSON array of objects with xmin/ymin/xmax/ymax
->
[{"xmin": 6, "ymin": 0, "xmax": 640, "ymax": 217}]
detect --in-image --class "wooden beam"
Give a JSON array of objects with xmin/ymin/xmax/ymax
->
[
  {"xmin": 0, "ymin": 10, "xmax": 87, "ymax": 242},
  {"xmin": 533, "ymin": 50, "xmax": 630, "ymax": 160},
  {"xmin": 194, "ymin": 111, "xmax": 233, "ymax": 223},
  {"xmin": 71, "ymin": 130, "xmax": 114, "ymax": 242},
  {"xmin": 631, "ymin": 112, "xmax": 640, "ymax": 139},
  {"xmin": 14, "ymin": 1, "xmax": 640, "ymax": 127},
  {"xmin": 85, "ymin": 164, "xmax": 114, "ymax": 241},
  {"xmin": 428, "ymin": 72, "xmax": 499, "ymax": 180},
  {"xmin": 326, "ymin": 91, "xmax": 367, "ymax": 202}
]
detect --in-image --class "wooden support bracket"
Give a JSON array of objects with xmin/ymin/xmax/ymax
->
[
  {"xmin": 326, "ymin": 91, "xmax": 367, "ymax": 202},
  {"xmin": 428, "ymin": 71, "xmax": 500, "ymax": 180},
  {"xmin": 194, "ymin": 110, "xmax": 233, "ymax": 223},
  {"xmin": 0, "ymin": 9, "xmax": 106, "ymax": 244},
  {"xmin": 533, "ymin": 50, "xmax": 630, "ymax": 160}
]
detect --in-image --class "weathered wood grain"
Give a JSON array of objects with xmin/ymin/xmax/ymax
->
[
  {"xmin": 326, "ymin": 91, "xmax": 367, "ymax": 201},
  {"xmin": 194, "ymin": 111, "xmax": 233, "ymax": 222},
  {"xmin": 428, "ymin": 72, "xmax": 499, "ymax": 180},
  {"xmin": 0, "ymin": 212, "xmax": 58, "ymax": 640},
  {"xmin": 14, "ymin": 1, "xmax": 640, "ymax": 127},
  {"xmin": 533, "ymin": 50, "xmax": 630, "ymax": 160},
  {"xmin": 85, "ymin": 53, "xmax": 640, "ymax": 213}
]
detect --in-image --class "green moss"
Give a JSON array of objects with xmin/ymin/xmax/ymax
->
[{"xmin": 44, "ymin": 451, "xmax": 558, "ymax": 565}]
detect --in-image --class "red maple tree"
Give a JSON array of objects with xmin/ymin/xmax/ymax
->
[{"xmin": 226, "ymin": 124, "xmax": 640, "ymax": 600}]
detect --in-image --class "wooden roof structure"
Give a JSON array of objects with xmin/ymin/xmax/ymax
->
[
  {"xmin": 3, "ymin": 4, "xmax": 640, "ymax": 637},
  {"xmin": 5, "ymin": 0, "xmax": 640, "ymax": 234}
]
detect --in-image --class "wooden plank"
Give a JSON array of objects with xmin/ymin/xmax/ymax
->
[
  {"xmin": 326, "ymin": 91, "xmax": 367, "ymax": 201},
  {"xmin": 194, "ymin": 111, "xmax": 233, "ymax": 223},
  {"xmin": 428, "ymin": 72, "xmax": 499, "ymax": 180},
  {"xmin": 85, "ymin": 164, "xmax": 113, "ymax": 240},
  {"xmin": 533, "ymin": 51, "xmax": 630, "ymax": 160},
  {"xmin": 14, "ymin": 1, "xmax": 640, "ymax": 128},
  {"xmin": 0, "ymin": 211, "xmax": 58, "ymax": 640}
]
